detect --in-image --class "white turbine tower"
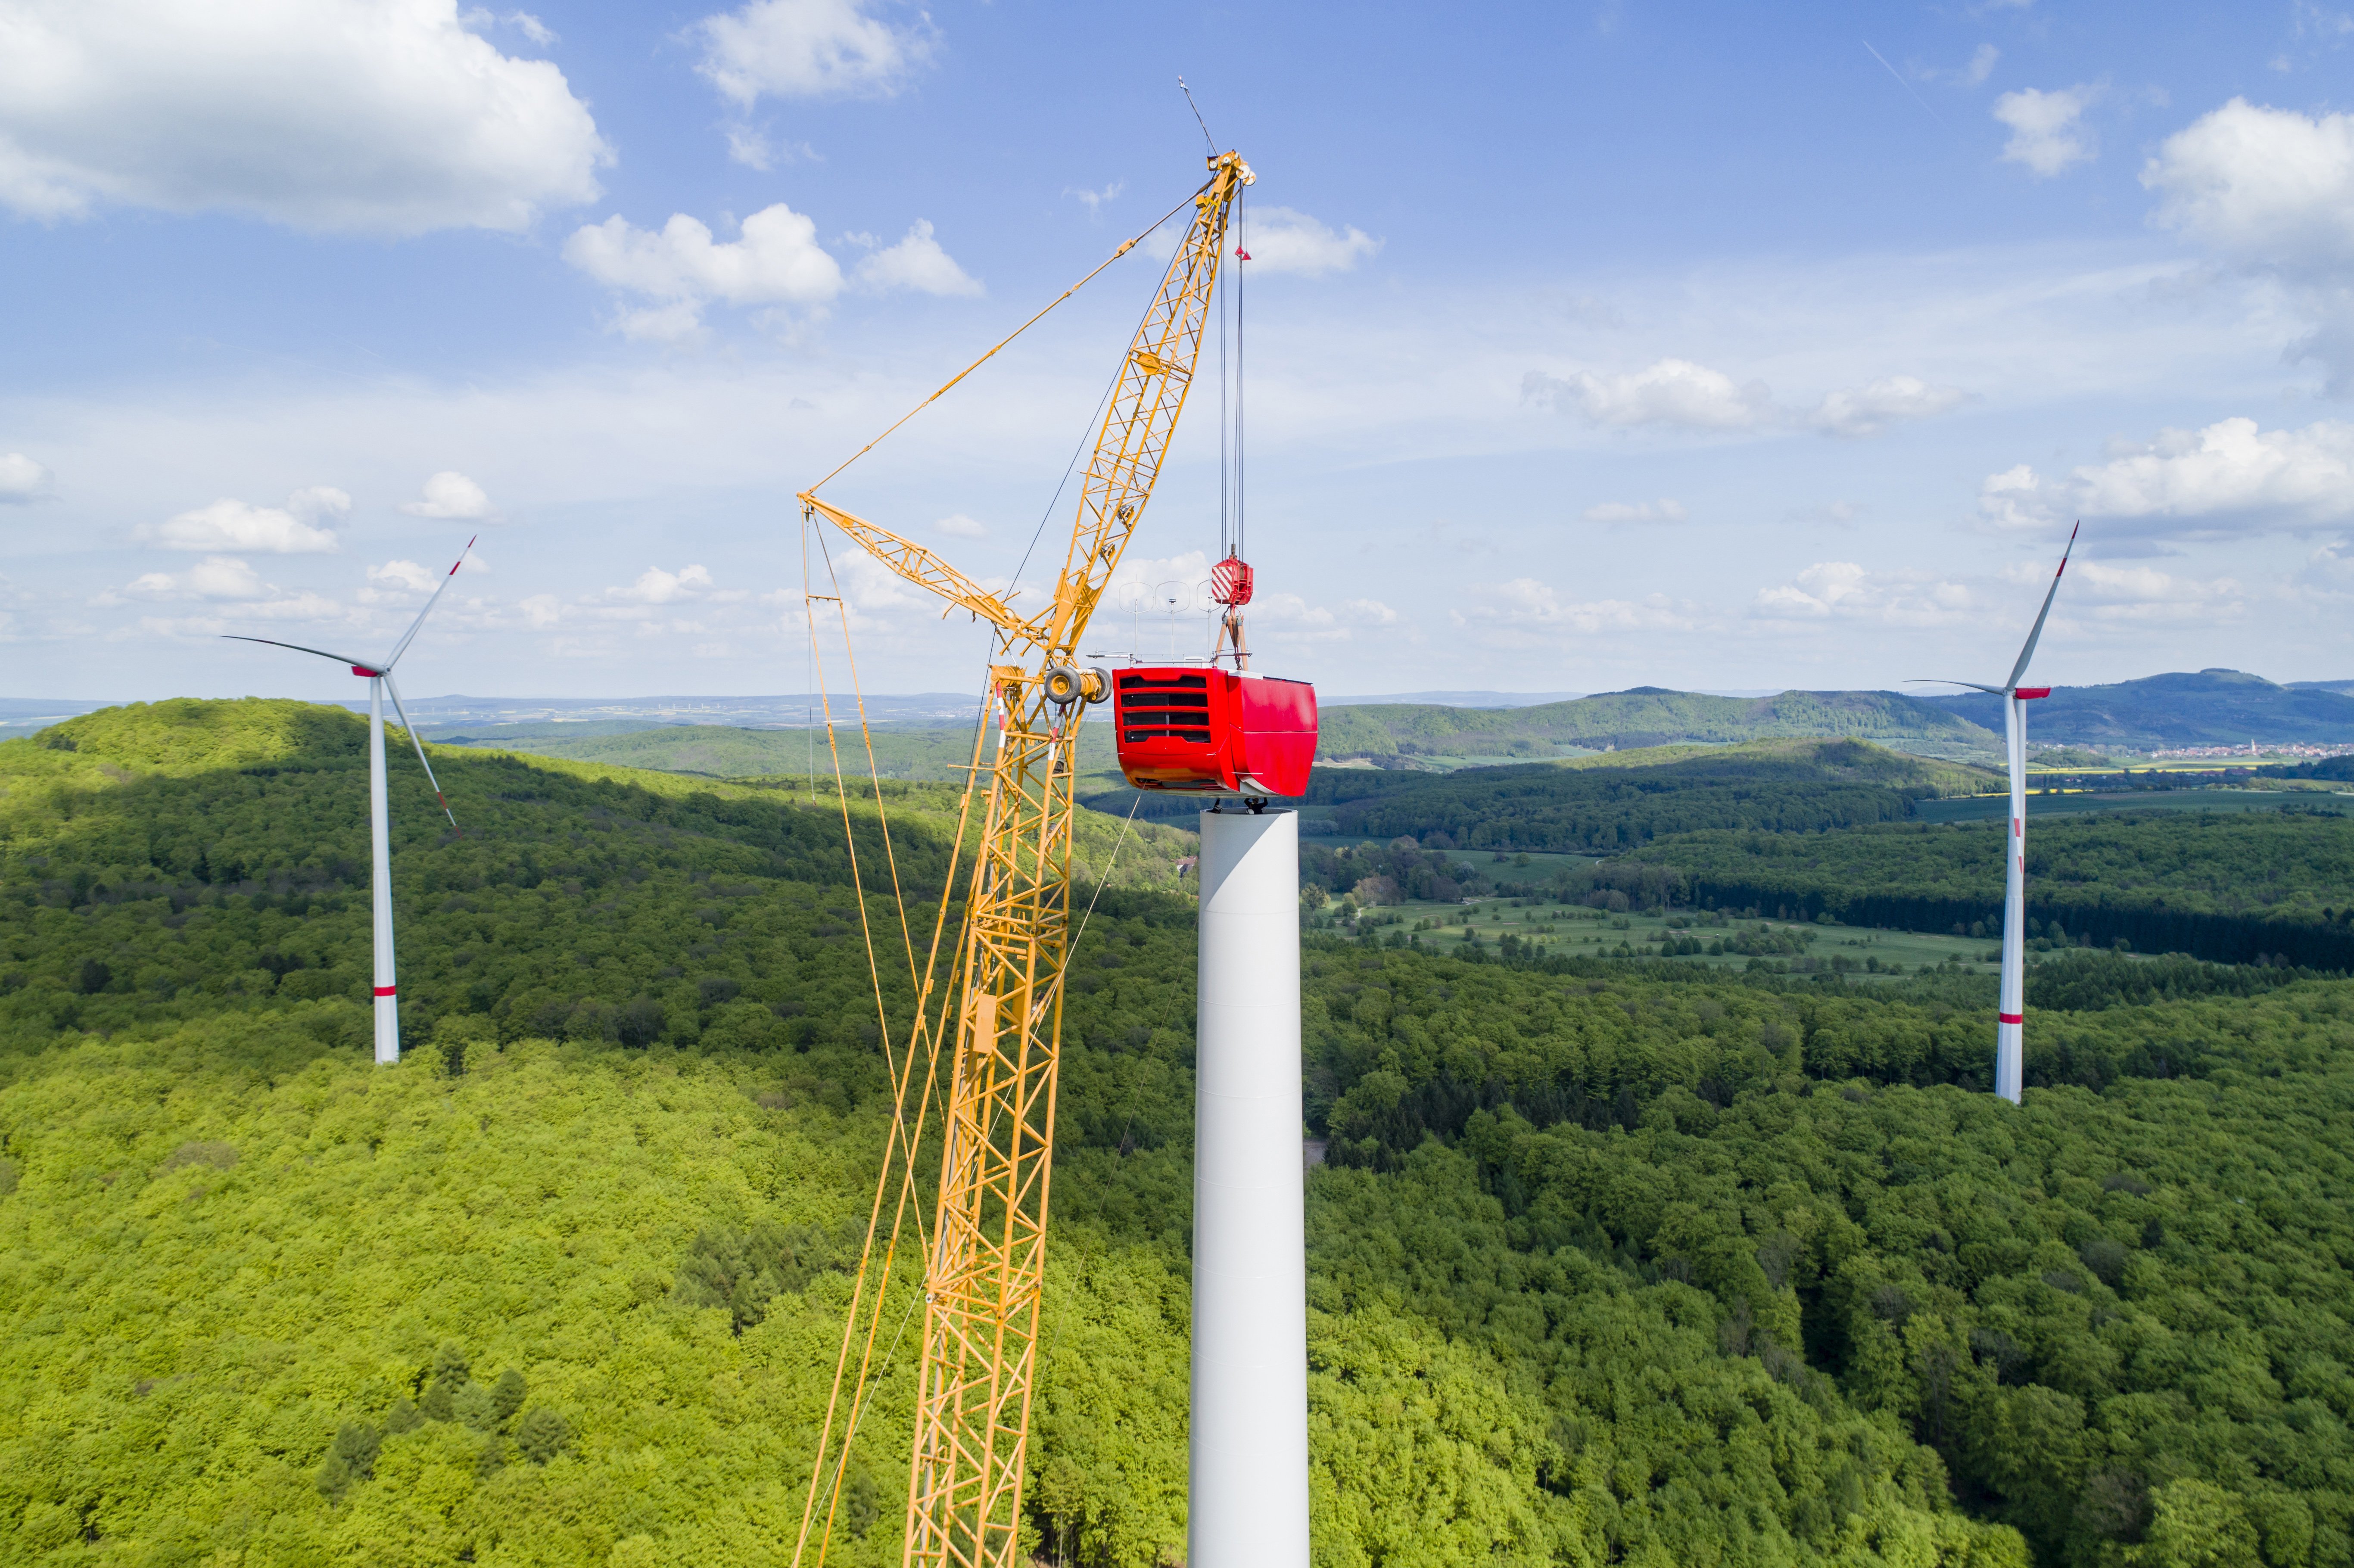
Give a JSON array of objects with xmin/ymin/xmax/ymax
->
[
  {"xmin": 224, "ymin": 538, "xmax": 473, "ymax": 1065},
  {"xmin": 1916, "ymin": 522, "xmax": 2077, "ymax": 1105}
]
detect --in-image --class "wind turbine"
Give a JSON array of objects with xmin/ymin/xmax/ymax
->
[
  {"xmin": 1915, "ymin": 521, "xmax": 2078, "ymax": 1105},
  {"xmin": 224, "ymin": 537, "xmax": 473, "ymax": 1065}
]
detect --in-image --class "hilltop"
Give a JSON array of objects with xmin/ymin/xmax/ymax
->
[{"xmin": 1924, "ymin": 669, "xmax": 2354, "ymax": 748}]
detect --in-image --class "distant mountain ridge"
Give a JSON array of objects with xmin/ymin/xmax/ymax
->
[
  {"xmin": 1316, "ymin": 687, "xmax": 1996, "ymax": 762},
  {"xmin": 1920, "ymin": 669, "xmax": 2354, "ymax": 748}
]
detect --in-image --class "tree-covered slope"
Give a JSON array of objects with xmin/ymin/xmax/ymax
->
[
  {"xmin": 1925, "ymin": 669, "xmax": 2354, "ymax": 748},
  {"xmin": 1619, "ymin": 808, "xmax": 2354, "ymax": 968},
  {"xmin": 0, "ymin": 700, "xmax": 1189, "ymax": 1048},
  {"xmin": 1298, "ymin": 740, "xmax": 1998, "ymax": 851},
  {"xmin": 435, "ymin": 721, "xmax": 1124, "ymax": 787},
  {"xmin": 1317, "ymin": 688, "xmax": 1997, "ymax": 762}
]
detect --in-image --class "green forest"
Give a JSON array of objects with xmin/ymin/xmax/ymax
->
[
  {"xmin": 6, "ymin": 700, "xmax": 2354, "ymax": 1566},
  {"xmin": 1620, "ymin": 810, "xmax": 2354, "ymax": 970}
]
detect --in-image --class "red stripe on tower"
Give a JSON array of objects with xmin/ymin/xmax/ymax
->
[
  {"xmin": 1999, "ymin": 1012, "xmax": 2023, "ymax": 1024},
  {"xmin": 374, "ymin": 985, "xmax": 397, "ymax": 997}
]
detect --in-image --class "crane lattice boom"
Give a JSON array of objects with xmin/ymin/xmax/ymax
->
[{"xmin": 794, "ymin": 149, "xmax": 1251, "ymax": 1568}]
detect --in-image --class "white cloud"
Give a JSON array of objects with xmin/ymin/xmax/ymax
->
[
  {"xmin": 400, "ymin": 470, "xmax": 497, "ymax": 520},
  {"xmin": 368, "ymin": 558, "xmax": 439, "ymax": 594},
  {"xmin": 2143, "ymin": 98, "xmax": 2354, "ymax": 272},
  {"xmin": 1979, "ymin": 417, "xmax": 2354, "ymax": 535},
  {"xmin": 1528, "ymin": 360, "xmax": 1966, "ymax": 438},
  {"xmin": 564, "ymin": 204, "xmax": 850, "ymax": 336},
  {"xmin": 691, "ymin": 0, "xmax": 934, "ymax": 106},
  {"xmin": 1454, "ymin": 578, "xmax": 1700, "ymax": 638},
  {"xmin": 1751, "ymin": 562, "xmax": 1974, "ymax": 624},
  {"xmin": 1806, "ymin": 376, "xmax": 1968, "ymax": 437},
  {"xmin": 853, "ymin": 219, "xmax": 982, "ymax": 296},
  {"xmin": 109, "ymin": 555, "xmax": 346, "ymax": 632},
  {"xmin": 1065, "ymin": 180, "xmax": 1124, "ymax": 214},
  {"xmin": 1961, "ymin": 44, "xmax": 1999, "ymax": 87},
  {"xmin": 1234, "ymin": 207, "xmax": 1382, "ymax": 277},
  {"xmin": 935, "ymin": 513, "xmax": 987, "ymax": 538},
  {"xmin": 121, "ymin": 555, "xmax": 270, "ymax": 601},
  {"xmin": 1993, "ymin": 84, "xmax": 2101, "ymax": 177},
  {"xmin": 1582, "ymin": 498, "xmax": 1688, "ymax": 525},
  {"xmin": 0, "ymin": 0, "xmax": 607, "ymax": 233},
  {"xmin": 0, "ymin": 451, "xmax": 52, "ymax": 502},
  {"xmin": 604, "ymin": 564, "xmax": 714, "ymax": 605},
  {"xmin": 134, "ymin": 486, "xmax": 348, "ymax": 553},
  {"xmin": 1525, "ymin": 358, "xmax": 1773, "ymax": 430},
  {"xmin": 520, "ymin": 593, "xmax": 562, "ymax": 629},
  {"xmin": 566, "ymin": 205, "xmax": 844, "ymax": 305},
  {"xmin": 2069, "ymin": 560, "xmax": 2244, "ymax": 620}
]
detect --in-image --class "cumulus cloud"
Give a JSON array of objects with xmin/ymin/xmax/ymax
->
[
  {"xmin": 566, "ymin": 205, "xmax": 978, "ymax": 336},
  {"xmin": 1453, "ymin": 578, "xmax": 1700, "ymax": 639},
  {"xmin": 398, "ymin": 471, "xmax": 494, "ymax": 518},
  {"xmin": 1236, "ymin": 206, "xmax": 1382, "ymax": 277},
  {"xmin": 520, "ymin": 592, "xmax": 562, "ymax": 628},
  {"xmin": 853, "ymin": 219, "xmax": 983, "ymax": 296},
  {"xmin": 934, "ymin": 513, "xmax": 987, "ymax": 538},
  {"xmin": 2067, "ymin": 560, "xmax": 2245, "ymax": 621},
  {"xmin": 120, "ymin": 555, "xmax": 271, "ymax": 602},
  {"xmin": 568, "ymin": 205, "xmax": 841, "ymax": 305},
  {"xmin": 2144, "ymin": 98, "xmax": 2354, "ymax": 270},
  {"xmin": 1582, "ymin": 498, "xmax": 1688, "ymax": 525},
  {"xmin": 0, "ymin": 451, "xmax": 52, "ymax": 502},
  {"xmin": 1525, "ymin": 359, "xmax": 1773, "ymax": 430},
  {"xmin": 108, "ymin": 555, "xmax": 345, "ymax": 632},
  {"xmin": 604, "ymin": 564, "xmax": 714, "ymax": 604},
  {"xmin": 0, "ymin": 0, "xmax": 607, "ymax": 232},
  {"xmin": 1752, "ymin": 562, "xmax": 1974, "ymax": 624},
  {"xmin": 135, "ymin": 486, "xmax": 348, "ymax": 553},
  {"xmin": 1526, "ymin": 361, "xmax": 1964, "ymax": 438},
  {"xmin": 2142, "ymin": 98, "xmax": 2354, "ymax": 388},
  {"xmin": 1979, "ymin": 417, "xmax": 2354, "ymax": 535},
  {"xmin": 367, "ymin": 558, "xmax": 440, "ymax": 594},
  {"xmin": 400, "ymin": 470, "xmax": 497, "ymax": 520},
  {"xmin": 691, "ymin": 0, "xmax": 934, "ymax": 106},
  {"xmin": 1065, "ymin": 180, "xmax": 1124, "ymax": 213},
  {"xmin": 1806, "ymin": 376, "xmax": 1969, "ymax": 437},
  {"xmin": 1993, "ymin": 84, "xmax": 2101, "ymax": 177}
]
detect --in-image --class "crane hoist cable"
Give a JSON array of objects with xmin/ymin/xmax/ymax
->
[{"xmin": 791, "ymin": 148, "xmax": 1255, "ymax": 1568}]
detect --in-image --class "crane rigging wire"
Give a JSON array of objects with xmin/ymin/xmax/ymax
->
[{"xmin": 804, "ymin": 186, "xmax": 1207, "ymax": 500}]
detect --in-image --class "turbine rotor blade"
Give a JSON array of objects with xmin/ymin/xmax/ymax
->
[
  {"xmin": 2003, "ymin": 520, "xmax": 2079, "ymax": 691},
  {"xmin": 383, "ymin": 534, "xmax": 476, "ymax": 672},
  {"xmin": 383, "ymin": 673, "xmax": 461, "ymax": 833},
  {"xmin": 221, "ymin": 634, "xmax": 371, "ymax": 669},
  {"xmin": 1906, "ymin": 678, "xmax": 2008, "ymax": 695}
]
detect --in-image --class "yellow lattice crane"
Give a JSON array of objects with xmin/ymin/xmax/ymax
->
[{"xmin": 793, "ymin": 149, "xmax": 1252, "ymax": 1568}]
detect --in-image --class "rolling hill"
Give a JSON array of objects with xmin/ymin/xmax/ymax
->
[{"xmin": 1924, "ymin": 668, "xmax": 2354, "ymax": 748}]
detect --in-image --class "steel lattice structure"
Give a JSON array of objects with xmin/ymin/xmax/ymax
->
[{"xmin": 792, "ymin": 149, "xmax": 1250, "ymax": 1568}]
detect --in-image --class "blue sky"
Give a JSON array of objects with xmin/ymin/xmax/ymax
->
[{"xmin": 5, "ymin": 0, "xmax": 2354, "ymax": 704}]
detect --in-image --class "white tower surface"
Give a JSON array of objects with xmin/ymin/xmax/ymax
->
[
  {"xmin": 367, "ymin": 675, "xmax": 399, "ymax": 1064},
  {"xmin": 1191, "ymin": 807, "xmax": 1311, "ymax": 1568}
]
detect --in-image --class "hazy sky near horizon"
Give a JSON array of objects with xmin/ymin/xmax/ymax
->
[{"xmin": 6, "ymin": 0, "xmax": 2354, "ymax": 703}]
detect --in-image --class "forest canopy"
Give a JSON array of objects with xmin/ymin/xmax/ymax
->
[{"xmin": 4, "ymin": 701, "xmax": 2352, "ymax": 1567}]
